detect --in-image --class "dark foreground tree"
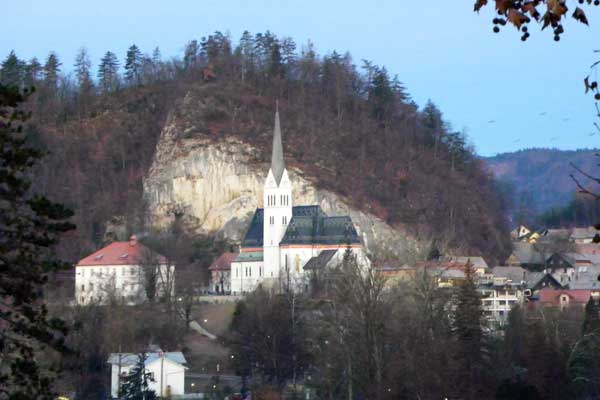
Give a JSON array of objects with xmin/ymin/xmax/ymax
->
[
  {"xmin": 452, "ymin": 260, "xmax": 489, "ymax": 399},
  {"xmin": 0, "ymin": 84, "xmax": 74, "ymax": 397},
  {"xmin": 119, "ymin": 353, "xmax": 157, "ymax": 400}
]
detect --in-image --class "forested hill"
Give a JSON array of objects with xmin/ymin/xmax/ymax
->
[
  {"xmin": 484, "ymin": 148, "xmax": 600, "ymax": 221},
  {"xmin": 1, "ymin": 31, "xmax": 511, "ymax": 263}
]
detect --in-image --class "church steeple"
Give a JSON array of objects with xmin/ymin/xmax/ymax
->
[{"xmin": 270, "ymin": 102, "xmax": 285, "ymax": 186}]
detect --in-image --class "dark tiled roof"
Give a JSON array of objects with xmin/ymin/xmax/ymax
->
[
  {"xmin": 240, "ymin": 206, "xmax": 324, "ymax": 248},
  {"xmin": 280, "ymin": 215, "xmax": 360, "ymax": 245},
  {"xmin": 303, "ymin": 250, "xmax": 338, "ymax": 270}
]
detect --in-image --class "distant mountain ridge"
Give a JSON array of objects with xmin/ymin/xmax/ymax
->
[{"xmin": 484, "ymin": 148, "xmax": 600, "ymax": 216}]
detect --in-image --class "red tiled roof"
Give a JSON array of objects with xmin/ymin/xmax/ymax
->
[
  {"xmin": 577, "ymin": 244, "xmax": 600, "ymax": 255},
  {"xmin": 76, "ymin": 237, "xmax": 167, "ymax": 267},
  {"xmin": 539, "ymin": 289, "xmax": 592, "ymax": 304},
  {"xmin": 208, "ymin": 252, "xmax": 237, "ymax": 271}
]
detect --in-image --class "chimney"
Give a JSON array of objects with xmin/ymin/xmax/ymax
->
[{"xmin": 129, "ymin": 235, "xmax": 137, "ymax": 247}]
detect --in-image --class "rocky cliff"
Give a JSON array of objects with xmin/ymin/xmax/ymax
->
[{"xmin": 143, "ymin": 97, "xmax": 424, "ymax": 263}]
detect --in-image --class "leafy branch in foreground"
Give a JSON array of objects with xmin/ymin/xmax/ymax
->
[
  {"xmin": 473, "ymin": 0, "xmax": 596, "ymax": 41},
  {"xmin": 0, "ymin": 84, "xmax": 75, "ymax": 398}
]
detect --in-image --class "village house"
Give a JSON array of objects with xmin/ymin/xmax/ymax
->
[
  {"xmin": 506, "ymin": 242, "xmax": 546, "ymax": 269},
  {"xmin": 75, "ymin": 236, "xmax": 174, "ymax": 305},
  {"xmin": 208, "ymin": 252, "xmax": 237, "ymax": 294},
  {"xmin": 229, "ymin": 108, "xmax": 370, "ymax": 294},
  {"xmin": 479, "ymin": 266, "xmax": 527, "ymax": 327},
  {"xmin": 538, "ymin": 289, "xmax": 599, "ymax": 309},
  {"xmin": 108, "ymin": 350, "xmax": 187, "ymax": 398}
]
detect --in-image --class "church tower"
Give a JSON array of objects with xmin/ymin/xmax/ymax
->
[{"xmin": 263, "ymin": 105, "xmax": 293, "ymax": 278}]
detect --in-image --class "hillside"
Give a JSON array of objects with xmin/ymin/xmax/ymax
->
[
  {"xmin": 4, "ymin": 31, "xmax": 511, "ymax": 263},
  {"xmin": 484, "ymin": 148, "xmax": 600, "ymax": 222}
]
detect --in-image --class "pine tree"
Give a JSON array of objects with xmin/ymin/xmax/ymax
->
[
  {"xmin": 98, "ymin": 51, "xmax": 120, "ymax": 92},
  {"xmin": 183, "ymin": 40, "xmax": 199, "ymax": 70},
  {"xmin": 452, "ymin": 260, "xmax": 488, "ymax": 398},
  {"xmin": 124, "ymin": 44, "xmax": 143, "ymax": 84},
  {"xmin": 74, "ymin": 47, "xmax": 93, "ymax": 94},
  {"xmin": 119, "ymin": 353, "xmax": 157, "ymax": 400},
  {"xmin": 1, "ymin": 51, "xmax": 25, "ymax": 87},
  {"xmin": 24, "ymin": 57, "xmax": 42, "ymax": 87},
  {"xmin": 43, "ymin": 52, "xmax": 61, "ymax": 92},
  {"xmin": 0, "ymin": 84, "xmax": 74, "ymax": 397}
]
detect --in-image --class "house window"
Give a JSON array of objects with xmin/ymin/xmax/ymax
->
[
  {"xmin": 81, "ymin": 284, "xmax": 85, "ymax": 292},
  {"xmin": 90, "ymin": 283, "xmax": 94, "ymax": 291},
  {"xmin": 270, "ymin": 216, "xmax": 274, "ymax": 225},
  {"xmin": 282, "ymin": 216, "xmax": 287, "ymax": 225},
  {"xmin": 259, "ymin": 266, "xmax": 263, "ymax": 277}
]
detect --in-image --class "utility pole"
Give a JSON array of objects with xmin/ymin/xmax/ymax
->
[{"xmin": 159, "ymin": 351, "xmax": 164, "ymax": 397}]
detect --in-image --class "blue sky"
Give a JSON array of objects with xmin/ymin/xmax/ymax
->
[{"xmin": 3, "ymin": 0, "xmax": 600, "ymax": 156}]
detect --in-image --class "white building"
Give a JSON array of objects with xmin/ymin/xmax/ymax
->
[
  {"xmin": 75, "ymin": 236, "xmax": 174, "ymax": 305},
  {"xmin": 479, "ymin": 266, "xmax": 527, "ymax": 328},
  {"xmin": 107, "ymin": 351, "xmax": 187, "ymax": 398},
  {"xmin": 230, "ymin": 107, "xmax": 370, "ymax": 294}
]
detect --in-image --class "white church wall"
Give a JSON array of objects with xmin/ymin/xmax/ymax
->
[{"xmin": 230, "ymin": 260, "xmax": 264, "ymax": 294}]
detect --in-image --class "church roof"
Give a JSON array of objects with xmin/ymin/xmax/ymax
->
[
  {"xmin": 270, "ymin": 106, "xmax": 285, "ymax": 186},
  {"xmin": 280, "ymin": 214, "xmax": 361, "ymax": 246},
  {"xmin": 240, "ymin": 206, "xmax": 323, "ymax": 248},
  {"xmin": 303, "ymin": 250, "xmax": 338, "ymax": 270}
]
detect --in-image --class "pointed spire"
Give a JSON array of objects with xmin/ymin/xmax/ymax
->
[{"xmin": 270, "ymin": 101, "xmax": 285, "ymax": 185}]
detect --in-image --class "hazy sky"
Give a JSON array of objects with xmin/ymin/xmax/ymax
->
[{"xmin": 3, "ymin": 0, "xmax": 600, "ymax": 156}]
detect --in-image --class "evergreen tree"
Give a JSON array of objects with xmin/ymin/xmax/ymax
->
[
  {"xmin": 0, "ymin": 84, "xmax": 74, "ymax": 397},
  {"xmin": 452, "ymin": 260, "xmax": 488, "ymax": 398},
  {"xmin": 183, "ymin": 40, "xmax": 199, "ymax": 70},
  {"xmin": 98, "ymin": 51, "xmax": 120, "ymax": 92},
  {"xmin": 119, "ymin": 353, "xmax": 157, "ymax": 400},
  {"xmin": 124, "ymin": 44, "xmax": 143, "ymax": 84},
  {"xmin": 74, "ymin": 47, "xmax": 93, "ymax": 94},
  {"xmin": 582, "ymin": 296, "xmax": 600, "ymax": 334},
  {"xmin": 24, "ymin": 57, "xmax": 42, "ymax": 87},
  {"xmin": 0, "ymin": 50, "xmax": 25, "ymax": 87},
  {"xmin": 43, "ymin": 52, "xmax": 61, "ymax": 92},
  {"xmin": 238, "ymin": 31, "xmax": 256, "ymax": 83},
  {"xmin": 567, "ymin": 332, "xmax": 600, "ymax": 398}
]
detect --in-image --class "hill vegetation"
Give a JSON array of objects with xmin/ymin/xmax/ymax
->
[
  {"xmin": 485, "ymin": 148, "xmax": 600, "ymax": 226},
  {"xmin": 1, "ymin": 31, "xmax": 511, "ymax": 263}
]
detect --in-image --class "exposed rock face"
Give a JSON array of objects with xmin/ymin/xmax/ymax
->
[{"xmin": 144, "ymin": 107, "xmax": 424, "ymax": 263}]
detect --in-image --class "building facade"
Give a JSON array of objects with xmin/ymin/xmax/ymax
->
[
  {"xmin": 108, "ymin": 351, "xmax": 187, "ymax": 398},
  {"xmin": 230, "ymin": 108, "xmax": 369, "ymax": 294},
  {"xmin": 75, "ymin": 236, "xmax": 174, "ymax": 305}
]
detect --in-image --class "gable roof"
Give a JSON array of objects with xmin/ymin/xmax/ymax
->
[
  {"xmin": 510, "ymin": 242, "xmax": 545, "ymax": 265},
  {"xmin": 281, "ymin": 214, "xmax": 361, "ymax": 246},
  {"xmin": 526, "ymin": 272, "xmax": 562, "ymax": 290},
  {"xmin": 107, "ymin": 352, "xmax": 187, "ymax": 367},
  {"xmin": 240, "ymin": 206, "xmax": 323, "ymax": 248},
  {"xmin": 303, "ymin": 250, "xmax": 338, "ymax": 270},
  {"xmin": 571, "ymin": 227, "xmax": 598, "ymax": 240},
  {"xmin": 491, "ymin": 266, "xmax": 527, "ymax": 283},
  {"xmin": 539, "ymin": 289, "xmax": 592, "ymax": 304},
  {"xmin": 209, "ymin": 252, "xmax": 237, "ymax": 271},
  {"xmin": 568, "ymin": 265, "xmax": 600, "ymax": 290},
  {"xmin": 445, "ymin": 256, "xmax": 488, "ymax": 270},
  {"xmin": 77, "ymin": 237, "xmax": 167, "ymax": 267}
]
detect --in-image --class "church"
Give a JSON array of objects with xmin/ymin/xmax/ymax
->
[{"xmin": 230, "ymin": 107, "xmax": 370, "ymax": 294}]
